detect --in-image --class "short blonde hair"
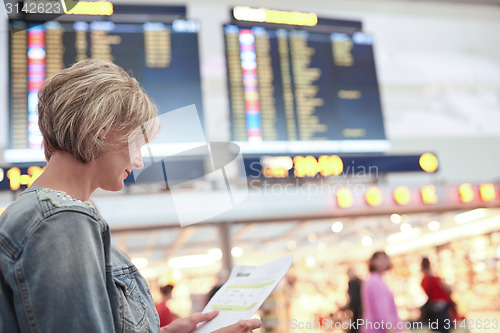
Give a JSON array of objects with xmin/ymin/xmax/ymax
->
[{"xmin": 38, "ymin": 58, "xmax": 159, "ymax": 163}]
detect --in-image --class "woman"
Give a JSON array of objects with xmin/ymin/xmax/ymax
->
[
  {"xmin": 421, "ymin": 257, "xmax": 452, "ymax": 333},
  {"xmin": 0, "ymin": 59, "xmax": 260, "ymax": 333},
  {"xmin": 361, "ymin": 251, "xmax": 404, "ymax": 333}
]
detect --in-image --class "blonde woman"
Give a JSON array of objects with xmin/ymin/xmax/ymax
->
[{"xmin": 0, "ymin": 59, "xmax": 260, "ymax": 333}]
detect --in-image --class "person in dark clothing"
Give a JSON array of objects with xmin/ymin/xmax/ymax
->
[
  {"xmin": 346, "ymin": 267, "xmax": 363, "ymax": 333},
  {"xmin": 205, "ymin": 270, "xmax": 229, "ymax": 307},
  {"xmin": 421, "ymin": 257, "xmax": 452, "ymax": 333}
]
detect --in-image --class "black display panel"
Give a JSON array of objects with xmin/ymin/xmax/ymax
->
[
  {"xmin": 224, "ymin": 23, "xmax": 388, "ymax": 154},
  {"xmin": 6, "ymin": 6, "xmax": 203, "ymax": 162}
]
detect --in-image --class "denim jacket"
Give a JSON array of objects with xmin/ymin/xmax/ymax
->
[{"xmin": 0, "ymin": 186, "xmax": 160, "ymax": 333}]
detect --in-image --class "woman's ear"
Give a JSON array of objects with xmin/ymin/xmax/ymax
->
[{"xmin": 98, "ymin": 127, "xmax": 107, "ymax": 141}]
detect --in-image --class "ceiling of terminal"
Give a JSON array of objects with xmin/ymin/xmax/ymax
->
[{"xmin": 409, "ymin": 0, "xmax": 500, "ymax": 4}]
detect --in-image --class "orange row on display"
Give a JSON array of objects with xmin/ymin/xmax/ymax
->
[{"xmin": 336, "ymin": 183, "xmax": 499, "ymax": 208}]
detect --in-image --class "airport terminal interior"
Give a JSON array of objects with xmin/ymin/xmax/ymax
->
[{"xmin": 1, "ymin": 0, "xmax": 500, "ymax": 332}]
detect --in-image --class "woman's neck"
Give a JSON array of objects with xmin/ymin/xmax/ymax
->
[{"xmin": 31, "ymin": 151, "xmax": 98, "ymax": 201}]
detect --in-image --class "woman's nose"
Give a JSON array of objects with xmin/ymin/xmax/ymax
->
[{"xmin": 132, "ymin": 151, "xmax": 144, "ymax": 170}]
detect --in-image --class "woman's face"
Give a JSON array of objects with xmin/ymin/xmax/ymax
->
[
  {"xmin": 373, "ymin": 253, "xmax": 392, "ymax": 273},
  {"xmin": 94, "ymin": 129, "xmax": 144, "ymax": 191}
]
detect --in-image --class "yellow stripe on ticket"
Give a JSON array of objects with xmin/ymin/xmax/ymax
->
[
  {"xmin": 227, "ymin": 281, "xmax": 274, "ymax": 289},
  {"xmin": 211, "ymin": 303, "xmax": 258, "ymax": 311}
]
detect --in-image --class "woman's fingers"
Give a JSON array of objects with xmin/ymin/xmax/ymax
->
[
  {"xmin": 213, "ymin": 318, "xmax": 262, "ymax": 332},
  {"xmin": 234, "ymin": 318, "xmax": 262, "ymax": 331},
  {"xmin": 188, "ymin": 311, "xmax": 219, "ymax": 325}
]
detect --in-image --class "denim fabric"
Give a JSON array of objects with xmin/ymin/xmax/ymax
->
[{"xmin": 0, "ymin": 186, "xmax": 160, "ymax": 333}]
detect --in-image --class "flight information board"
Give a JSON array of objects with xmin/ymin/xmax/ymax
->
[
  {"xmin": 224, "ymin": 23, "xmax": 388, "ymax": 154},
  {"xmin": 7, "ymin": 7, "xmax": 203, "ymax": 162}
]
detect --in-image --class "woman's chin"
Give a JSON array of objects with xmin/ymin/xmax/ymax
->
[{"xmin": 101, "ymin": 181, "xmax": 125, "ymax": 192}]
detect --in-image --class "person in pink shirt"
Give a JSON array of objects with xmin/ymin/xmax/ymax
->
[{"xmin": 360, "ymin": 251, "xmax": 404, "ymax": 333}]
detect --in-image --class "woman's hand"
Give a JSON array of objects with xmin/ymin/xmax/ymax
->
[
  {"xmin": 160, "ymin": 311, "xmax": 262, "ymax": 333},
  {"xmin": 160, "ymin": 311, "xmax": 218, "ymax": 333},
  {"xmin": 212, "ymin": 318, "xmax": 262, "ymax": 333}
]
